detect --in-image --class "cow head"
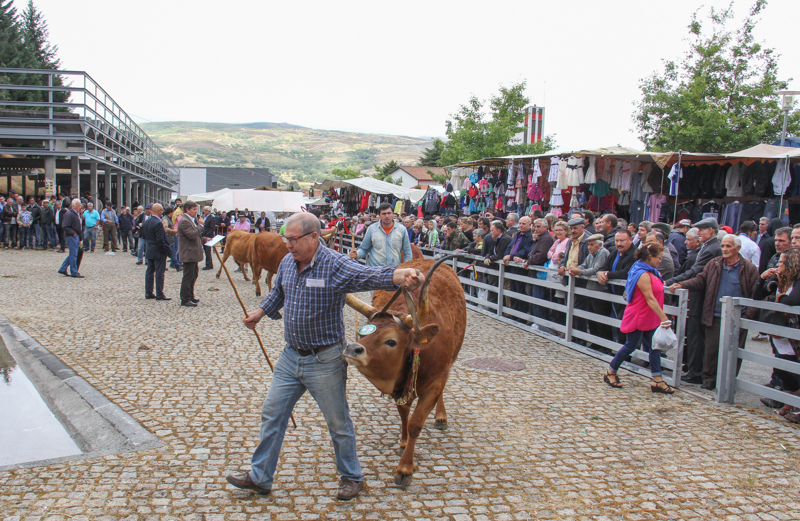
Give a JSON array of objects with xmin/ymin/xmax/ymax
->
[{"xmin": 344, "ymin": 294, "xmax": 439, "ymax": 394}]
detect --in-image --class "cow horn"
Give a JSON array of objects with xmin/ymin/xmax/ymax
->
[
  {"xmin": 346, "ymin": 294, "xmax": 378, "ymax": 319},
  {"xmin": 417, "ymin": 253, "xmax": 458, "ymax": 324}
]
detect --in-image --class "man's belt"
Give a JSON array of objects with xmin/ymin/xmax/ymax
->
[{"xmin": 290, "ymin": 342, "xmax": 340, "ymax": 357}]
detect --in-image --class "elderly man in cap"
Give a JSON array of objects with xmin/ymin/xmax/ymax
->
[
  {"xmin": 569, "ymin": 233, "xmax": 611, "ymax": 342},
  {"xmin": 670, "ymin": 234, "xmax": 758, "ymax": 390},
  {"xmin": 233, "ymin": 212, "xmax": 251, "ymax": 232},
  {"xmin": 559, "ymin": 217, "xmax": 591, "ymax": 335},
  {"xmin": 668, "ymin": 219, "xmax": 691, "ymax": 266},
  {"xmin": 100, "ymin": 201, "xmax": 119, "ymax": 253}
]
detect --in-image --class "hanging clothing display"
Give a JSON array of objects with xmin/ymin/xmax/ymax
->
[
  {"xmin": 566, "ymin": 156, "xmax": 584, "ymax": 186},
  {"xmin": 584, "ymin": 156, "xmax": 597, "ymax": 184},
  {"xmin": 548, "ymin": 157, "xmax": 560, "ymax": 182}
]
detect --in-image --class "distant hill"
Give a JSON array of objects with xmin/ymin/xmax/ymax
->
[{"xmin": 141, "ymin": 121, "xmax": 433, "ymax": 188}]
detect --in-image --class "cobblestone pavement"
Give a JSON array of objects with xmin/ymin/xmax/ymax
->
[{"xmin": 2, "ymin": 248, "xmax": 800, "ymax": 520}]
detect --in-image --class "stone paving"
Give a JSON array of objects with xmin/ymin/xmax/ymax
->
[{"xmin": 2, "ymin": 247, "xmax": 800, "ymax": 520}]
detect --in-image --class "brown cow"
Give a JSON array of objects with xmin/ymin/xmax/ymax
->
[
  {"xmin": 344, "ymin": 256, "xmax": 466, "ymax": 487},
  {"xmin": 215, "ymin": 230, "xmax": 266, "ymax": 296}
]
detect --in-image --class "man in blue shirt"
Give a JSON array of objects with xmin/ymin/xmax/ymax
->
[
  {"xmin": 226, "ymin": 212, "xmax": 423, "ymax": 501},
  {"xmin": 349, "ymin": 203, "xmax": 412, "ymax": 266},
  {"xmin": 82, "ymin": 202, "xmax": 101, "ymax": 252}
]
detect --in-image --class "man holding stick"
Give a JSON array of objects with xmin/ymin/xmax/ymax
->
[{"xmin": 226, "ymin": 212, "xmax": 423, "ymax": 501}]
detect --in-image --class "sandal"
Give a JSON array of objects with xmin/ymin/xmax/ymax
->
[
  {"xmin": 604, "ymin": 370, "xmax": 623, "ymax": 388},
  {"xmin": 651, "ymin": 380, "xmax": 675, "ymax": 394}
]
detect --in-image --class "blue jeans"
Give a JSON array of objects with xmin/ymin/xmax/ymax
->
[
  {"xmin": 32, "ymin": 223, "xmax": 41, "ymax": 247},
  {"xmin": 137, "ymin": 236, "xmax": 146, "ymax": 262},
  {"xmin": 60, "ymin": 235, "xmax": 80, "ymax": 275},
  {"xmin": 249, "ymin": 342, "xmax": 361, "ymax": 489},
  {"xmin": 609, "ymin": 327, "xmax": 661, "ymax": 377},
  {"xmin": 18, "ymin": 227, "xmax": 28, "ymax": 248},
  {"xmin": 84, "ymin": 227, "xmax": 97, "ymax": 251}
]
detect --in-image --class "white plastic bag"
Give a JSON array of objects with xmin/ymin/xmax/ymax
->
[{"xmin": 652, "ymin": 326, "xmax": 678, "ymax": 352}]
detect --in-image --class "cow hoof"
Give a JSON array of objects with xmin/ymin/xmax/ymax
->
[
  {"xmin": 393, "ymin": 472, "xmax": 413, "ymax": 487},
  {"xmin": 215, "ymin": 274, "xmax": 220, "ymax": 279},
  {"xmin": 434, "ymin": 420, "xmax": 448, "ymax": 430}
]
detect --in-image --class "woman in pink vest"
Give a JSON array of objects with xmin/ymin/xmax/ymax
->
[{"xmin": 604, "ymin": 242, "xmax": 675, "ymax": 394}]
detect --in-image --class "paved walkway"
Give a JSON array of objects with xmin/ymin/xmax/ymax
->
[{"xmin": 1, "ymin": 248, "xmax": 800, "ymax": 520}]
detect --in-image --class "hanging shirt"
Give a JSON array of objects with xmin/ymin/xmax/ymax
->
[{"xmin": 668, "ymin": 164, "xmax": 683, "ymax": 196}]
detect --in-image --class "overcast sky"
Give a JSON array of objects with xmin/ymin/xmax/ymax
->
[{"xmin": 24, "ymin": 0, "xmax": 799, "ymax": 151}]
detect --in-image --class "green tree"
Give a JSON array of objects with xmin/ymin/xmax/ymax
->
[
  {"xmin": 634, "ymin": 0, "xmax": 798, "ymax": 152},
  {"xmin": 372, "ymin": 160, "xmax": 401, "ymax": 184},
  {"xmin": 427, "ymin": 169, "xmax": 448, "ymax": 185},
  {"xmin": 332, "ymin": 168, "xmax": 362, "ymax": 180},
  {"xmin": 418, "ymin": 137, "xmax": 444, "ymax": 166},
  {"xmin": 441, "ymin": 81, "xmax": 556, "ymax": 165}
]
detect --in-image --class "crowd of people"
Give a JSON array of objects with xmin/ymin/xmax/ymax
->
[{"xmin": 319, "ymin": 203, "xmax": 800, "ymax": 420}]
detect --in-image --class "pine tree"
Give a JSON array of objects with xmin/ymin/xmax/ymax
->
[
  {"xmin": 0, "ymin": 0, "xmax": 27, "ymax": 100},
  {"xmin": 21, "ymin": 0, "xmax": 59, "ymax": 68}
]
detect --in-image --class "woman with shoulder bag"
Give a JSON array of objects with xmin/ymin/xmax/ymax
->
[
  {"xmin": 604, "ymin": 242, "xmax": 675, "ymax": 394},
  {"xmin": 762, "ymin": 250, "xmax": 800, "ymax": 418}
]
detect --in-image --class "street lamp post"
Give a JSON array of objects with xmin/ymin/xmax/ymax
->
[{"xmin": 777, "ymin": 90, "xmax": 800, "ymax": 146}]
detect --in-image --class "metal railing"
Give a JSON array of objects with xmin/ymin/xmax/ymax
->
[
  {"xmin": 717, "ymin": 296, "xmax": 800, "ymax": 407},
  {"xmin": 334, "ymin": 233, "xmax": 690, "ymax": 388},
  {"xmin": 0, "ymin": 68, "xmax": 177, "ymax": 189}
]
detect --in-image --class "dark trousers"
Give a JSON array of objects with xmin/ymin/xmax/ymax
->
[
  {"xmin": 612, "ymin": 302, "xmax": 627, "ymax": 344},
  {"xmin": 486, "ymin": 273, "xmax": 500, "ymax": 304},
  {"xmin": 119, "ymin": 230, "xmax": 134, "ymax": 251},
  {"xmin": 102, "ymin": 222, "xmax": 118, "ymax": 251},
  {"xmin": 3, "ymin": 223, "xmax": 17, "ymax": 247},
  {"xmin": 56, "ymin": 225, "xmax": 65, "ymax": 251},
  {"xmin": 684, "ymin": 315, "xmax": 704, "ymax": 379},
  {"xmin": 507, "ymin": 267, "xmax": 529, "ymax": 318},
  {"xmin": 180, "ymin": 262, "xmax": 199, "ymax": 303},
  {"xmin": 203, "ymin": 245, "xmax": 214, "ymax": 268},
  {"xmin": 704, "ymin": 316, "xmax": 747, "ymax": 387},
  {"xmin": 145, "ymin": 256, "xmax": 166, "ymax": 297},
  {"xmin": 530, "ymin": 283, "xmax": 549, "ymax": 321}
]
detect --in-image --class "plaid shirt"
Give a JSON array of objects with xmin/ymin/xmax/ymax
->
[{"xmin": 260, "ymin": 244, "xmax": 397, "ymax": 349}]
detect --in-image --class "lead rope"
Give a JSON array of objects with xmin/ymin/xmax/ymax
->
[{"xmin": 395, "ymin": 348, "xmax": 421, "ymax": 405}]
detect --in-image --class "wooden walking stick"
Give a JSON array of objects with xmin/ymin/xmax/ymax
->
[
  {"xmin": 214, "ymin": 245, "xmax": 297, "ymax": 428},
  {"xmin": 351, "ymin": 231, "xmax": 358, "ymax": 333}
]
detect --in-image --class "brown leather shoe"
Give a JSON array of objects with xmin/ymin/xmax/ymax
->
[
  {"xmin": 336, "ymin": 477, "xmax": 363, "ymax": 500},
  {"xmin": 226, "ymin": 472, "xmax": 271, "ymax": 495}
]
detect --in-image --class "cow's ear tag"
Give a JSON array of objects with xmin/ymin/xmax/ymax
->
[{"xmin": 359, "ymin": 324, "xmax": 377, "ymax": 336}]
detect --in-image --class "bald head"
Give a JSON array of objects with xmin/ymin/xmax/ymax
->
[
  {"xmin": 285, "ymin": 212, "xmax": 321, "ymax": 236},
  {"xmin": 151, "ymin": 203, "xmax": 163, "ymax": 216}
]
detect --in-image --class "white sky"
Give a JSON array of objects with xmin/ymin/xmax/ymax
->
[{"xmin": 22, "ymin": 0, "xmax": 799, "ymax": 151}]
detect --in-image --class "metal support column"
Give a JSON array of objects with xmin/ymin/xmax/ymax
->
[
  {"xmin": 496, "ymin": 263, "xmax": 505, "ymax": 318},
  {"xmin": 716, "ymin": 297, "xmax": 740, "ymax": 404},
  {"xmin": 44, "ymin": 156, "xmax": 56, "ymax": 198},
  {"xmin": 89, "ymin": 163, "xmax": 98, "ymax": 205},
  {"xmin": 104, "ymin": 171, "xmax": 112, "ymax": 206},
  {"xmin": 70, "ymin": 157, "xmax": 79, "ymax": 197},
  {"xmin": 115, "ymin": 173, "xmax": 123, "ymax": 208},
  {"xmin": 124, "ymin": 175, "xmax": 132, "ymax": 209},
  {"xmin": 564, "ymin": 275, "xmax": 576, "ymax": 343}
]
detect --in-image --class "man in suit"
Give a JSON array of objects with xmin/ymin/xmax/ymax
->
[
  {"xmin": 201, "ymin": 206, "xmax": 217, "ymax": 270},
  {"xmin": 143, "ymin": 203, "xmax": 171, "ymax": 300},
  {"xmin": 177, "ymin": 201, "xmax": 206, "ymax": 307},
  {"xmin": 665, "ymin": 218, "xmax": 723, "ymax": 286},
  {"xmin": 502, "ymin": 216, "xmax": 535, "ymax": 317},
  {"xmin": 482, "ymin": 220, "xmax": 512, "ymax": 306}
]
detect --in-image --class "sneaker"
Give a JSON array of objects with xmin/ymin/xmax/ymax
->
[
  {"xmin": 106, "ymin": 251, "xmax": 115, "ymax": 255},
  {"xmin": 336, "ymin": 478, "xmax": 363, "ymax": 501}
]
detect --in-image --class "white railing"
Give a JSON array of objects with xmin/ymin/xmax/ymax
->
[{"xmin": 334, "ymin": 233, "xmax": 690, "ymax": 388}]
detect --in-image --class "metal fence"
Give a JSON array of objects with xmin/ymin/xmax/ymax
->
[
  {"xmin": 334, "ymin": 233, "xmax": 690, "ymax": 389},
  {"xmin": 717, "ymin": 296, "xmax": 800, "ymax": 407}
]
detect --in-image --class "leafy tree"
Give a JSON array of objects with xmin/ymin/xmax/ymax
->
[
  {"xmin": 634, "ymin": 0, "xmax": 799, "ymax": 152},
  {"xmin": 372, "ymin": 160, "xmax": 401, "ymax": 184},
  {"xmin": 332, "ymin": 168, "xmax": 361, "ymax": 180},
  {"xmin": 418, "ymin": 137, "xmax": 444, "ymax": 166},
  {"xmin": 440, "ymin": 81, "xmax": 556, "ymax": 165},
  {"xmin": 427, "ymin": 169, "xmax": 448, "ymax": 185}
]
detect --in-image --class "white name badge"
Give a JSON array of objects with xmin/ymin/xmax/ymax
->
[{"xmin": 306, "ymin": 278, "xmax": 325, "ymax": 288}]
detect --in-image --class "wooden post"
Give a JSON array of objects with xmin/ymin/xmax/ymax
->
[{"xmin": 214, "ymin": 246, "xmax": 297, "ymax": 428}]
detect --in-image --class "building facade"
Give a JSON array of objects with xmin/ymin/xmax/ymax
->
[{"xmin": 179, "ymin": 167, "xmax": 277, "ymax": 195}]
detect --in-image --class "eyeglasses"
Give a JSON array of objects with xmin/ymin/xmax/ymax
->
[{"xmin": 281, "ymin": 231, "xmax": 314, "ymax": 245}]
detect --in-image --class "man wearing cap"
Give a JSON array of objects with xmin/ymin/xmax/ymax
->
[
  {"xmin": 676, "ymin": 227, "xmax": 704, "ymax": 384},
  {"xmin": 558, "ymin": 217, "xmax": 590, "ymax": 335},
  {"xmin": 233, "ymin": 213, "xmax": 251, "ymax": 232},
  {"xmin": 569, "ymin": 233, "xmax": 611, "ymax": 341},
  {"xmin": 100, "ymin": 201, "xmax": 119, "ymax": 253},
  {"xmin": 665, "ymin": 218, "xmax": 722, "ymax": 286},
  {"xmin": 669, "ymin": 219, "xmax": 692, "ymax": 266}
]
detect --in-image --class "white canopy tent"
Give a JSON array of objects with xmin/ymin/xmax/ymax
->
[
  {"xmin": 210, "ymin": 189, "xmax": 305, "ymax": 213},
  {"xmin": 185, "ymin": 188, "xmax": 231, "ymax": 205},
  {"xmin": 726, "ymin": 143, "xmax": 800, "ymax": 159},
  {"xmin": 313, "ymin": 177, "xmax": 414, "ymax": 200}
]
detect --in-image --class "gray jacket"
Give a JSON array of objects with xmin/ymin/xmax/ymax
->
[{"xmin": 575, "ymin": 247, "xmax": 610, "ymax": 292}]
